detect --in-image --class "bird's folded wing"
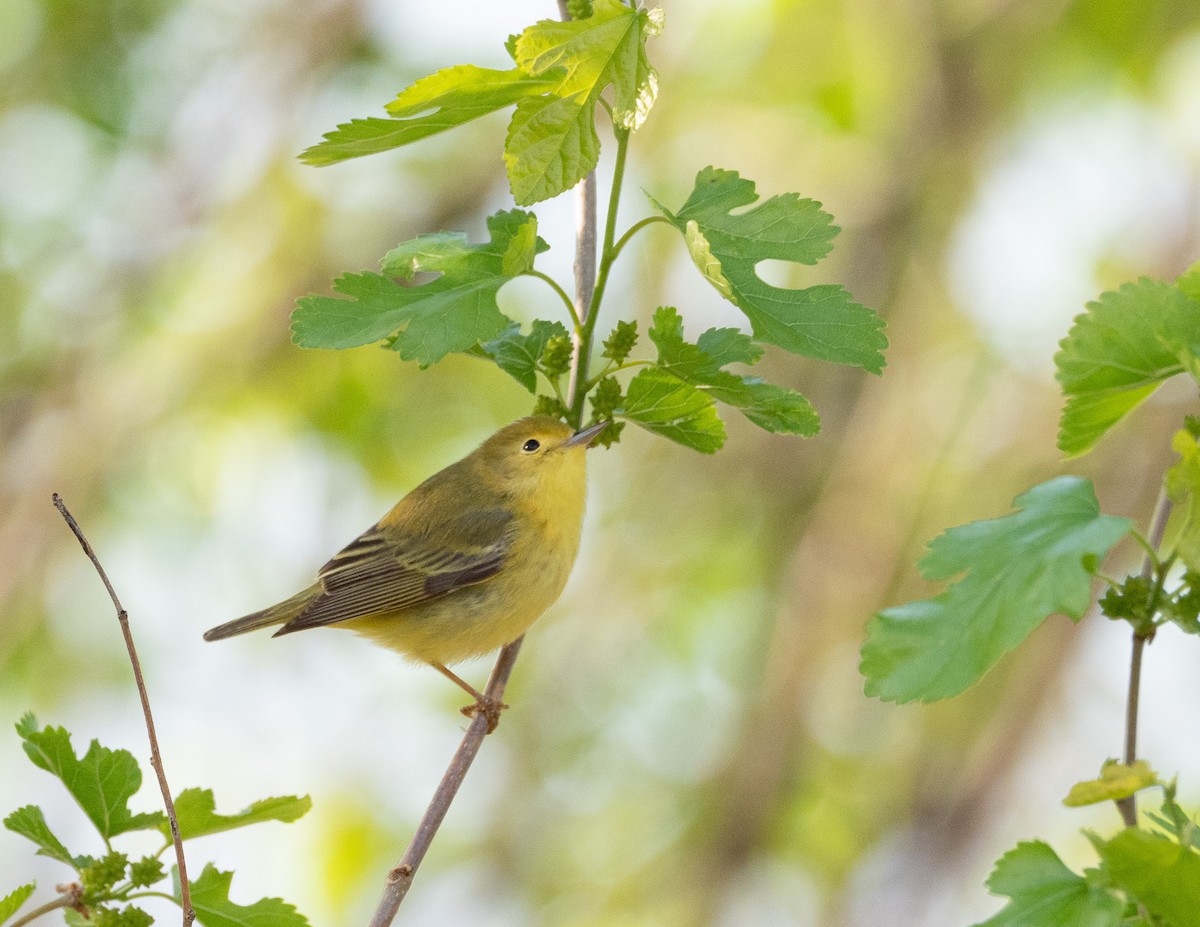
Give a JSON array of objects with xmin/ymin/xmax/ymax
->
[{"xmin": 274, "ymin": 508, "xmax": 514, "ymax": 633}]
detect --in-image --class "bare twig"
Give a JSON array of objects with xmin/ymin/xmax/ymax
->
[
  {"xmin": 366, "ymin": 639, "xmax": 525, "ymax": 926},
  {"xmin": 367, "ymin": 5, "xmax": 597, "ymax": 923},
  {"xmin": 1116, "ymin": 487, "xmax": 1173, "ymax": 827},
  {"xmin": 51, "ymin": 494, "xmax": 195, "ymax": 926}
]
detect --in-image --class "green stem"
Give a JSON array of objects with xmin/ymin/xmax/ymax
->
[
  {"xmin": 1117, "ymin": 489, "xmax": 1174, "ymax": 827},
  {"xmin": 527, "ymin": 270, "xmax": 581, "ymax": 333},
  {"xmin": 569, "ymin": 125, "xmax": 631, "ymax": 426},
  {"xmin": 584, "ymin": 358, "xmax": 652, "ymax": 390},
  {"xmin": 610, "ymin": 215, "xmax": 671, "ymax": 265}
]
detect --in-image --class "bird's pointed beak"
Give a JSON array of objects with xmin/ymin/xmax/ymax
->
[{"xmin": 564, "ymin": 420, "xmax": 609, "ymax": 449}]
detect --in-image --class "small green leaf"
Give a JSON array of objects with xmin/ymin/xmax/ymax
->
[
  {"xmin": 619, "ymin": 367, "xmax": 725, "ymax": 452},
  {"xmin": 506, "ymin": 0, "xmax": 660, "ymax": 204},
  {"xmin": 656, "ymin": 168, "xmax": 886, "ymax": 373},
  {"xmin": 167, "ymin": 789, "xmax": 311, "ymax": 841},
  {"xmin": 973, "ymin": 841, "xmax": 1123, "ymax": 927},
  {"xmin": 188, "ymin": 865, "xmax": 310, "ymax": 927},
  {"xmin": 0, "ymin": 883, "xmax": 36, "ymax": 927},
  {"xmin": 1064, "ymin": 760, "xmax": 1159, "ymax": 807},
  {"xmin": 1100, "ymin": 829, "xmax": 1200, "ymax": 927},
  {"xmin": 479, "ymin": 320, "xmax": 570, "ymax": 393},
  {"xmin": 1165, "ymin": 427, "xmax": 1200, "ymax": 571},
  {"xmin": 648, "ymin": 307, "xmax": 819, "ymax": 436},
  {"xmin": 3, "ymin": 805, "xmax": 77, "ymax": 867},
  {"xmin": 299, "ymin": 66, "xmax": 558, "ymax": 166},
  {"xmin": 1055, "ymin": 278, "xmax": 1197, "ymax": 456},
  {"xmin": 293, "ymin": 210, "xmax": 546, "ymax": 366},
  {"xmin": 16, "ymin": 715, "xmax": 166, "ymax": 839},
  {"xmin": 861, "ymin": 477, "xmax": 1133, "ymax": 703}
]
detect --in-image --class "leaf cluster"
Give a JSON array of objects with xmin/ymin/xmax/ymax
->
[
  {"xmin": 860, "ymin": 260, "xmax": 1200, "ymax": 924},
  {"xmin": 290, "ymin": 5, "xmax": 886, "ymax": 453},
  {"xmin": 977, "ymin": 781, "xmax": 1200, "ymax": 927},
  {"xmin": 2, "ymin": 714, "xmax": 312, "ymax": 927}
]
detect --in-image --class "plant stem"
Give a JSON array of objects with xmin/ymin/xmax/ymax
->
[
  {"xmin": 1116, "ymin": 487, "xmax": 1173, "ymax": 827},
  {"xmin": 610, "ymin": 215, "xmax": 670, "ymax": 265},
  {"xmin": 366, "ymin": 6, "xmax": 599, "ymax": 923},
  {"xmin": 569, "ymin": 125, "xmax": 630, "ymax": 426},
  {"xmin": 51, "ymin": 494, "xmax": 194, "ymax": 926},
  {"xmin": 528, "ymin": 269, "xmax": 581, "ymax": 332},
  {"xmin": 9, "ymin": 888, "xmax": 78, "ymax": 927}
]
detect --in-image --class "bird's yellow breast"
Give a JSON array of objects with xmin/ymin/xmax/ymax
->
[{"xmin": 346, "ymin": 445, "xmax": 588, "ymax": 664}]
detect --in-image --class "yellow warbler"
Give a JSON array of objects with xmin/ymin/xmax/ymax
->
[{"xmin": 204, "ymin": 416, "xmax": 606, "ymax": 725}]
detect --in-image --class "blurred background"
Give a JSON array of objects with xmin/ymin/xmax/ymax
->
[{"xmin": 3, "ymin": 0, "xmax": 1200, "ymax": 924}]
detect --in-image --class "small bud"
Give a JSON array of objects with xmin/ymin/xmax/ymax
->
[
  {"xmin": 602, "ymin": 320, "xmax": 638, "ymax": 364},
  {"xmin": 540, "ymin": 335, "xmax": 573, "ymax": 379}
]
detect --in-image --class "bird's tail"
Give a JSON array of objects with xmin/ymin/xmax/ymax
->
[{"xmin": 203, "ymin": 585, "xmax": 320, "ymax": 641}]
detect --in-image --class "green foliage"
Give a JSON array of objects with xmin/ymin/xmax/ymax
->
[
  {"xmin": 1099, "ymin": 830, "xmax": 1200, "ymax": 927},
  {"xmin": 189, "ymin": 865, "xmax": 309, "ymax": 927},
  {"xmin": 860, "ymin": 477, "xmax": 1132, "ymax": 703},
  {"xmin": 973, "ymin": 841, "xmax": 1122, "ymax": 927},
  {"xmin": 5, "ymin": 716, "xmax": 311, "ymax": 926},
  {"xmin": 293, "ymin": 9, "xmax": 882, "ymax": 454},
  {"xmin": 480, "ymin": 320, "xmax": 570, "ymax": 393},
  {"xmin": 1165, "ymin": 423, "xmax": 1200, "ymax": 571},
  {"xmin": 300, "ymin": 0, "xmax": 661, "ymax": 207},
  {"xmin": 16, "ymin": 713, "xmax": 165, "ymax": 838},
  {"xmin": 1064, "ymin": 760, "xmax": 1158, "ymax": 807},
  {"xmin": 0, "ymin": 884, "xmax": 36, "ymax": 927},
  {"xmin": 870, "ymin": 258, "xmax": 1200, "ymax": 923},
  {"xmin": 647, "ymin": 307, "xmax": 820, "ymax": 436},
  {"xmin": 1055, "ymin": 274, "xmax": 1199, "ymax": 456},
  {"xmin": 168, "ymin": 789, "xmax": 312, "ymax": 841},
  {"xmin": 653, "ymin": 167, "xmax": 887, "ymax": 373},
  {"xmin": 292, "ymin": 210, "xmax": 546, "ymax": 366},
  {"xmin": 620, "ymin": 367, "xmax": 726, "ymax": 453}
]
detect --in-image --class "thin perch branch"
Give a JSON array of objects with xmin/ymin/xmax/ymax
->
[
  {"xmin": 367, "ymin": 4, "xmax": 597, "ymax": 923},
  {"xmin": 1116, "ymin": 487, "xmax": 1173, "ymax": 827},
  {"xmin": 52, "ymin": 494, "xmax": 195, "ymax": 927}
]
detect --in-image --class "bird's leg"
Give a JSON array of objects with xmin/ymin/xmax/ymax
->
[{"xmin": 430, "ymin": 662, "xmax": 508, "ymax": 733}]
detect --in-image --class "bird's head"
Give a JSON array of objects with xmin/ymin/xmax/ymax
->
[{"xmin": 476, "ymin": 415, "xmax": 607, "ymax": 497}]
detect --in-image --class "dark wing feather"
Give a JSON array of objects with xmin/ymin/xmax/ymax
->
[{"xmin": 273, "ymin": 508, "xmax": 513, "ymax": 635}]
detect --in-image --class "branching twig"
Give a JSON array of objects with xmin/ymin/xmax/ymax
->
[
  {"xmin": 51, "ymin": 494, "xmax": 195, "ymax": 926},
  {"xmin": 9, "ymin": 883, "xmax": 83, "ymax": 927},
  {"xmin": 1116, "ymin": 487, "xmax": 1173, "ymax": 827},
  {"xmin": 366, "ymin": 5, "xmax": 598, "ymax": 923}
]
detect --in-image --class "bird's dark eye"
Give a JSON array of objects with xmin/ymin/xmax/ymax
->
[{"xmin": 522, "ymin": 438, "xmax": 541, "ymax": 453}]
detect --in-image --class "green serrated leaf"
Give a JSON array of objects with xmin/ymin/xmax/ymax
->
[
  {"xmin": 16, "ymin": 717, "xmax": 166, "ymax": 839},
  {"xmin": 861, "ymin": 477, "xmax": 1133, "ymax": 703},
  {"xmin": 1100, "ymin": 829, "xmax": 1200, "ymax": 927},
  {"xmin": 299, "ymin": 67, "xmax": 558, "ymax": 166},
  {"xmin": 619, "ymin": 366, "xmax": 725, "ymax": 452},
  {"xmin": 479, "ymin": 320, "xmax": 570, "ymax": 393},
  {"xmin": 656, "ymin": 168, "xmax": 886, "ymax": 373},
  {"xmin": 188, "ymin": 865, "xmax": 310, "ymax": 927},
  {"xmin": 0, "ymin": 883, "xmax": 35, "ymax": 927},
  {"xmin": 1064, "ymin": 760, "xmax": 1159, "ymax": 807},
  {"xmin": 3, "ymin": 805, "xmax": 76, "ymax": 867},
  {"xmin": 973, "ymin": 841, "xmax": 1123, "ymax": 927},
  {"xmin": 1055, "ymin": 278, "xmax": 1196, "ymax": 456},
  {"xmin": 648, "ymin": 307, "xmax": 819, "ymax": 436},
  {"xmin": 166, "ymin": 789, "xmax": 311, "ymax": 841},
  {"xmin": 293, "ymin": 210, "xmax": 545, "ymax": 365},
  {"xmin": 506, "ymin": 0, "xmax": 660, "ymax": 204}
]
